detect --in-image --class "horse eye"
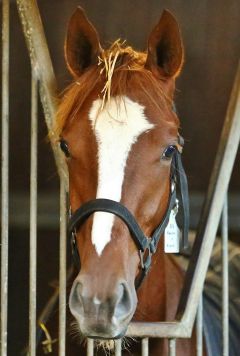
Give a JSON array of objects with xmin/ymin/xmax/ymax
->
[
  {"xmin": 59, "ymin": 139, "xmax": 70, "ymax": 158},
  {"xmin": 162, "ymin": 145, "xmax": 176, "ymax": 160}
]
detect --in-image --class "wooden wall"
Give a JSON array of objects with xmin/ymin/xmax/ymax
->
[{"xmin": 6, "ymin": 0, "xmax": 240, "ymax": 193}]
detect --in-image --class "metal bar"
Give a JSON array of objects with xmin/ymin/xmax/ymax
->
[
  {"xmin": 128, "ymin": 321, "xmax": 188, "ymax": 338},
  {"xmin": 21, "ymin": 267, "xmax": 74, "ymax": 354},
  {"xmin": 196, "ymin": 294, "xmax": 203, "ymax": 356},
  {"xmin": 16, "ymin": 0, "xmax": 57, "ymax": 122},
  {"xmin": 38, "ymin": 267, "xmax": 74, "ymax": 326},
  {"xmin": 1, "ymin": 0, "xmax": 9, "ymax": 355},
  {"xmin": 222, "ymin": 196, "xmax": 229, "ymax": 356},
  {"xmin": 141, "ymin": 338, "xmax": 149, "ymax": 356},
  {"xmin": 168, "ymin": 338, "xmax": 176, "ymax": 356},
  {"xmin": 177, "ymin": 60, "xmax": 240, "ymax": 327},
  {"xmin": 115, "ymin": 339, "xmax": 122, "ymax": 356},
  {"xmin": 59, "ymin": 181, "xmax": 67, "ymax": 356},
  {"xmin": 29, "ymin": 72, "xmax": 38, "ymax": 356},
  {"xmin": 16, "ymin": 0, "xmax": 67, "ymax": 187},
  {"xmin": 127, "ymin": 61, "xmax": 240, "ymax": 338},
  {"xmin": 15, "ymin": 2, "xmax": 69, "ymax": 353},
  {"xmin": 87, "ymin": 338, "xmax": 94, "ymax": 356}
]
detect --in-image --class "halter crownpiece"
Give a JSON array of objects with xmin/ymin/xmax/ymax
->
[{"xmin": 68, "ymin": 134, "xmax": 189, "ymax": 288}]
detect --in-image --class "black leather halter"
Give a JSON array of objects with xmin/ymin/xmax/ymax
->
[{"xmin": 68, "ymin": 136, "xmax": 189, "ymax": 288}]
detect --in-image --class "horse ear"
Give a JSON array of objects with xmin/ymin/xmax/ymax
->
[
  {"xmin": 65, "ymin": 7, "xmax": 102, "ymax": 77},
  {"xmin": 145, "ymin": 10, "xmax": 183, "ymax": 78}
]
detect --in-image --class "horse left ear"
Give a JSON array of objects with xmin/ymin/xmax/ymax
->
[
  {"xmin": 145, "ymin": 10, "xmax": 184, "ymax": 78},
  {"xmin": 65, "ymin": 7, "xmax": 102, "ymax": 77}
]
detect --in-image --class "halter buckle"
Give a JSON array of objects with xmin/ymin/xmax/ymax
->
[
  {"xmin": 139, "ymin": 245, "xmax": 152, "ymax": 273},
  {"xmin": 139, "ymin": 250, "xmax": 145, "ymax": 269},
  {"xmin": 71, "ymin": 229, "xmax": 77, "ymax": 252},
  {"xmin": 173, "ymin": 198, "xmax": 179, "ymax": 216}
]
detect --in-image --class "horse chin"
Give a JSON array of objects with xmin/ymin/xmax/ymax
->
[
  {"xmin": 78, "ymin": 322, "xmax": 128, "ymax": 340},
  {"xmin": 87, "ymin": 327, "xmax": 128, "ymax": 340},
  {"xmin": 70, "ymin": 319, "xmax": 133, "ymax": 352},
  {"xmin": 70, "ymin": 316, "xmax": 130, "ymax": 340},
  {"xmin": 70, "ymin": 320, "xmax": 134, "ymax": 353}
]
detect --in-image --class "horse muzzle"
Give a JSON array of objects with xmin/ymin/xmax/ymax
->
[{"xmin": 69, "ymin": 275, "xmax": 137, "ymax": 339}]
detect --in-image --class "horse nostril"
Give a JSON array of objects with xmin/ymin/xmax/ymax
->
[
  {"xmin": 70, "ymin": 282, "xmax": 84, "ymax": 315},
  {"xmin": 114, "ymin": 282, "xmax": 133, "ymax": 322},
  {"xmin": 76, "ymin": 282, "xmax": 83, "ymax": 298}
]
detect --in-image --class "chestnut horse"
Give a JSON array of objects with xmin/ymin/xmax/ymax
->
[{"xmin": 55, "ymin": 7, "xmax": 196, "ymax": 355}]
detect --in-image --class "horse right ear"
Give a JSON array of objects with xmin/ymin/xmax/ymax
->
[{"xmin": 65, "ymin": 7, "xmax": 102, "ymax": 77}]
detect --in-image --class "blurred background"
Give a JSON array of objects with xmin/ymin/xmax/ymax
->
[{"xmin": 1, "ymin": 0, "xmax": 240, "ymax": 354}]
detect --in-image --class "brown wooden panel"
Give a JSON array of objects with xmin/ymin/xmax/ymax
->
[{"xmin": 6, "ymin": 0, "xmax": 240, "ymax": 192}]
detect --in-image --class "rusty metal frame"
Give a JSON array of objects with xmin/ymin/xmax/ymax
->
[
  {"xmin": 1, "ymin": 1, "xmax": 10, "ymax": 355},
  {"xmin": 127, "ymin": 62, "xmax": 240, "ymax": 338},
  {"xmin": 13, "ymin": 0, "xmax": 240, "ymax": 353},
  {"xmin": 16, "ymin": 0, "xmax": 67, "ymax": 187},
  {"xmin": 16, "ymin": 1, "xmax": 68, "ymax": 355}
]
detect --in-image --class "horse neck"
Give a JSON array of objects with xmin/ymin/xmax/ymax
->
[{"xmin": 134, "ymin": 240, "xmax": 184, "ymax": 322}]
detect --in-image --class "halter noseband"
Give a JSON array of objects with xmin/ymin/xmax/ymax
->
[{"xmin": 68, "ymin": 135, "xmax": 189, "ymax": 288}]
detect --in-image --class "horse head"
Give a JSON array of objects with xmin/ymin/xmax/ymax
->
[{"xmin": 56, "ymin": 7, "xmax": 184, "ymax": 339}]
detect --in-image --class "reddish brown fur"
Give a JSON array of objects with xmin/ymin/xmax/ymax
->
[{"xmin": 53, "ymin": 7, "xmax": 200, "ymax": 355}]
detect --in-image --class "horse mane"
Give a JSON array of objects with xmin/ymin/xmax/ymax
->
[{"xmin": 54, "ymin": 40, "xmax": 175, "ymax": 139}]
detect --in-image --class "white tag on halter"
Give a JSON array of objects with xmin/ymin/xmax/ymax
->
[{"xmin": 164, "ymin": 209, "xmax": 180, "ymax": 253}]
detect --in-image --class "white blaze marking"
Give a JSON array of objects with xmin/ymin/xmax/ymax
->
[{"xmin": 89, "ymin": 96, "xmax": 154, "ymax": 255}]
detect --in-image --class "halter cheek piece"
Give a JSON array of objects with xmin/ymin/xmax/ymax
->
[{"xmin": 68, "ymin": 135, "xmax": 189, "ymax": 288}]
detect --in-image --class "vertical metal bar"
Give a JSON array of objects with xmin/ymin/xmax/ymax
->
[
  {"xmin": 222, "ymin": 196, "xmax": 229, "ymax": 356},
  {"xmin": 16, "ymin": 0, "xmax": 68, "ymax": 188},
  {"xmin": 115, "ymin": 339, "xmax": 122, "ymax": 356},
  {"xmin": 59, "ymin": 180, "xmax": 67, "ymax": 356},
  {"xmin": 141, "ymin": 338, "xmax": 149, "ymax": 356},
  {"xmin": 87, "ymin": 338, "xmax": 94, "ymax": 356},
  {"xmin": 1, "ymin": 0, "xmax": 9, "ymax": 355},
  {"xmin": 168, "ymin": 338, "xmax": 176, "ymax": 356},
  {"xmin": 175, "ymin": 62, "xmax": 240, "ymax": 334},
  {"xmin": 29, "ymin": 72, "xmax": 38, "ymax": 356},
  {"xmin": 196, "ymin": 293, "xmax": 203, "ymax": 356}
]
